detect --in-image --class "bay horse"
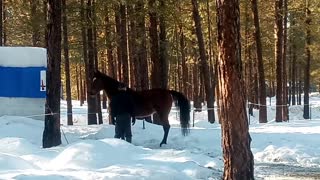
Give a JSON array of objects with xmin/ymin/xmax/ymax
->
[{"xmin": 90, "ymin": 71, "xmax": 190, "ymax": 147}]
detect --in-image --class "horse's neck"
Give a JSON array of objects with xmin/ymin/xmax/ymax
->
[{"xmin": 101, "ymin": 85, "xmax": 118, "ymax": 98}]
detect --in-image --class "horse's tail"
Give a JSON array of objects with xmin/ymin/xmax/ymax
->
[{"xmin": 170, "ymin": 90, "xmax": 191, "ymax": 136}]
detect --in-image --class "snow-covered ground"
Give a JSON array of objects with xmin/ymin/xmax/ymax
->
[{"xmin": 1, "ymin": 95, "xmax": 320, "ymax": 179}]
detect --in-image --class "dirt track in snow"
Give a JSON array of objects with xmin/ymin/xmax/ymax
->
[{"xmin": 256, "ymin": 163, "xmax": 320, "ymax": 179}]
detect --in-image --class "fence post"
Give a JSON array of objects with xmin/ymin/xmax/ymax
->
[
  {"xmin": 193, "ymin": 110, "xmax": 195, "ymax": 127},
  {"xmin": 310, "ymin": 103, "xmax": 312, "ymax": 120}
]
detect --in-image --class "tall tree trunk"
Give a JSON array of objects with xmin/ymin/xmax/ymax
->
[
  {"xmin": 101, "ymin": 62, "xmax": 107, "ymax": 109},
  {"xmin": 248, "ymin": 50, "xmax": 254, "ymax": 116},
  {"xmin": 149, "ymin": 0, "xmax": 160, "ymax": 89},
  {"xmin": 180, "ymin": 27, "xmax": 189, "ymax": 97},
  {"xmin": 251, "ymin": 0, "xmax": 267, "ymax": 123},
  {"xmin": 76, "ymin": 64, "xmax": 80, "ymax": 101},
  {"xmin": 303, "ymin": 1, "xmax": 311, "ymax": 119},
  {"xmin": 43, "ymin": 0, "xmax": 62, "ymax": 148},
  {"xmin": 282, "ymin": 0, "xmax": 288, "ymax": 121},
  {"xmin": 206, "ymin": 0, "xmax": 216, "ymax": 112},
  {"xmin": 128, "ymin": 5, "xmax": 139, "ymax": 89},
  {"xmin": 83, "ymin": 0, "xmax": 97, "ymax": 124},
  {"xmin": 79, "ymin": 63, "xmax": 84, "ymax": 106},
  {"xmin": 275, "ymin": 0, "xmax": 284, "ymax": 122},
  {"xmin": 193, "ymin": 61, "xmax": 201, "ymax": 111},
  {"xmin": 62, "ymin": 0, "xmax": 73, "ymax": 125},
  {"xmin": 120, "ymin": 3, "xmax": 129, "ymax": 85},
  {"xmin": 136, "ymin": 0, "xmax": 148, "ymax": 90},
  {"xmin": 288, "ymin": 40, "xmax": 292, "ymax": 105},
  {"xmin": 191, "ymin": 0, "xmax": 215, "ymax": 123},
  {"xmin": 159, "ymin": 0, "xmax": 168, "ymax": 89},
  {"xmin": 115, "ymin": 6, "xmax": 121, "ymax": 81},
  {"xmin": 80, "ymin": 0, "xmax": 88, "ymax": 107},
  {"xmin": 216, "ymin": 0, "xmax": 254, "ymax": 178},
  {"xmin": 253, "ymin": 52, "xmax": 259, "ymax": 109},
  {"xmin": 291, "ymin": 15, "xmax": 297, "ymax": 105},
  {"xmin": 105, "ymin": 12, "xmax": 116, "ymax": 78},
  {"xmin": 92, "ymin": 0, "xmax": 102, "ymax": 124},
  {"xmin": 298, "ymin": 65, "xmax": 302, "ymax": 105},
  {"xmin": 244, "ymin": 1, "xmax": 253, "ymax": 115},
  {"xmin": 31, "ymin": 0, "xmax": 41, "ymax": 47},
  {"xmin": 104, "ymin": 11, "xmax": 114, "ymax": 110}
]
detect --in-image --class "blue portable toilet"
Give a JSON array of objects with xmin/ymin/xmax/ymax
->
[{"xmin": 0, "ymin": 47, "xmax": 47, "ymax": 120}]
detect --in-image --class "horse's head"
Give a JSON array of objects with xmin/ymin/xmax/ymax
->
[
  {"xmin": 90, "ymin": 71, "xmax": 104, "ymax": 96},
  {"xmin": 90, "ymin": 70, "xmax": 128, "ymax": 97}
]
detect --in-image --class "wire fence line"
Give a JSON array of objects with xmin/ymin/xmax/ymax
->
[
  {"xmin": 2, "ymin": 102, "xmax": 319, "ymax": 144},
  {"xmin": 2, "ymin": 102, "xmax": 319, "ymax": 127}
]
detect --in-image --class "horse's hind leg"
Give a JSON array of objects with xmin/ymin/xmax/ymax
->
[
  {"xmin": 160, "ymin": 123, "xmax": 170, "ymax": 147},
  {"xmin": 159, "ymin": 112, "xmax": 170, "ymax": 147}
]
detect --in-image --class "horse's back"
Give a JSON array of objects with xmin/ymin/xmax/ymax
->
[{"xmin": 133, "ymin": 89, "xmax": 173, "ymax": 113}]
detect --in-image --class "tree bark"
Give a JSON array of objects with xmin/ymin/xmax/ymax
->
[
  {"xmin": 291, "ymin": 15, "xmax": 297, "ymax": 105},
  {"xmin": 191, "ymin": 0, "xmax": 215, "ymax": 123},
  {"xmin": 79, "ymin": 64, "xmax": 85, "ymax": 106},
  {"xmin": 136, "ymin": 0, "xmax": 148, "ymax": 90},
  {"xmin": 216, "ymin": 0, "xmax": 254, "ymax": 178},
  {"xmin": 288, "ymin": 40, "xmax": 292, "ymax": 105},
  {"xmin": 303, "ymin": 2, "xmax": 311, "ymax": 119},
  {"xmin": 193, "ymin": 61, "xmax": 201, "ymax": 111},
  {"xmin": 120, "ymin": 3, "xmax": 129, "ymax": 85},
  {"xmin": 115, "ymin": 6, "xmax": 121, "ymax": 81},
  {"xmin": 62, "ymin": 0, "xmax": 73, "ymax": 125},
  {"xmin": 128, "ymin": 5, "xmax": 139, "ymax": 89},
  {"xmin": 85, "ymin": 0, "xmax": 97, "ymax": 125},
  {"xmin": 253, "ymin": 54, "xmax": 259, "ymax": 109},
  {"xmin": 76, "ymin": 64, "xmax": 80, "ymax": 101},
  {"xmin": 298, "ymin": 65, "xmax": 302, "ymax": 105},
  {"xmin": 149, "ymin": 0, "xmax": 160, "ymax": 89},
  {"xmin": 43, "ymin": 0, "xmax": 62, "ymax": 148},
  {"xmin": 105, "ymin": 11, "xmax": 116, "ymax": 78},
  {"xmin": 101, "ymin": 60, "xmax": 107, "ymax": 109},
  {"xmin": 180, "ymin": 27, "xmax": 189, "ymax": 97},
  {"xmin": 92, "ymin": 0, "xmax": 102, "ymax": 124},
  {"xmin": 159, "ymin": 0, "xmax": 168, "ymax": 89},
  {"xmin": 251, "ymin": 0, "xmax": 267, "ymax": 123},
  {"xmin": 275, "ymin": 0, "xmax": 284, "ymax": 122},
  {"xmin": 244, "ymin": 1, "xmax": 253, "ymax": 115},
  {"xmin": 282, "ymin": 0, "xmax": 288, "ymax": 121},
  {"xmin": 206, "ymin": 0, "xmax": 216, "ymax": 112}
]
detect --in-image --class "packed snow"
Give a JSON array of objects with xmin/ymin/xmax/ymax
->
[
  {"xmin": 1, "ymin": 94, "xmax": 320, "ymax": 179},
  {"xmin": 0, "ymin": 47, "xmax": 47, "ymax": 67}
]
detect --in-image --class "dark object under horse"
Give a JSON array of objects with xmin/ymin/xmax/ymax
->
[
  {"xmin": 110, "ymin": 91, "xmax": 136, "ymax": 143},
  {"xmin": 113, "ymin": 113, "xmax": 134, "ymax": 143},
  {"xmin": 90, "ymin": 71, "xmax": 191, "ymax": 147}
]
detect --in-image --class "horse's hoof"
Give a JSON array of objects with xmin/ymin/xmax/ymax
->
[{"xmin": 160, "ymin": 142, "xmax": 166, "ymax": 147}]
